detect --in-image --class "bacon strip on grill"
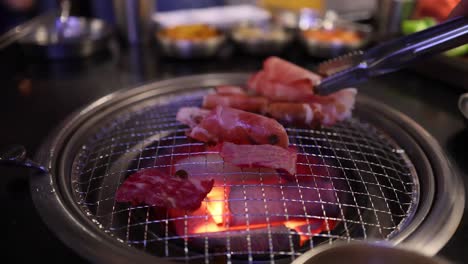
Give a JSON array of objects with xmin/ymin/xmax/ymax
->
[
  {"xmin": 219, "ymin": 142, "xmax": 297, "ymax": 176},
  {"xmin": 215, "ymin": 85, "xmax": 247, "ymax": 95},
  {"xmin": 173, "ymin": 151, "xmax": 281, "ymax": 183},
  {"xmin": 265, "ymin": 88, "xmax": 356, "ymax": 127},
  {"xmin": 175, "ymin": 107, "xmax": 210, "ymax": 128},
  {"xmin": 247, "ymin": 56, "xmax": 321, "ymax": 102},
  {"xmin": 262, "ymin": 56, "xmax": 322, "ymax": 85},
  {"xmin": 265, "ymin": 102, "xmax": 319, "ymax": 127},
  {"xmin": 308, "ymin": 88, "xmax": 357, "ymax": 126},
  {"xmin": 202, "ymin": 94, "xmax": 268, "ymax": 113},
  {"xmin": 115, "ymin": 168, "xmax": 214, "ymax": 211},
  {"xmin": 176, "ymin": 106, "xmax": 289, "ymax": 149}
]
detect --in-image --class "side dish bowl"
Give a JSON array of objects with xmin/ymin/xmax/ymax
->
[
  {"xmin": 155, "ymin": 24, "xmax": 226, "ymax": 59},
  {"xmin": 18, "ymin": 16, "xmax": 114, "ymax": 59},
  {"xmin": 230, "ymin": 22, "xmax": 293, "ymax": 55},
  {"xmin": 298, "ymin": 10, "xmax": 372, "ymax": 58}
]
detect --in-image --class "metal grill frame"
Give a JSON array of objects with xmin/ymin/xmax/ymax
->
[
  {"xmin": 70, "ymin": 113, "xmax": 418, "ymax": 262},
  {"xmin": 30, "ymin": 73, "xmax": 464, "ymax": 264}
]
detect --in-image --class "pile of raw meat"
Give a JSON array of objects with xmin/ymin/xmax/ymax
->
[{"xmin": 116, "ymin": 57, "xmax": 356, "ymax": 212}]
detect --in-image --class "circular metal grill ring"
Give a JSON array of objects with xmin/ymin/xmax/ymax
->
[{"xmin": 30, "ymin": 73, "xmax": 464, "ymax": 264}]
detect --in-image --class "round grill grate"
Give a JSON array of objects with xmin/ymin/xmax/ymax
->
[{"xmin": 70, "ymin": 89, "xmax": 418, "ymax": 263}]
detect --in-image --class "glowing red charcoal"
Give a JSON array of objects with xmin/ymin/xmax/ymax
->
[
  {"xmin": 163, "ymin": 144, "xmax": 342, "ymax": 251},
  {"xmin": 119, "ymin": 135, "xmax": 343, "ymax": 251},
  {"xmin": 168, "ymin": 165, "xmax": 339, "ymax": 250},
  {"xmin": 169, "ymin": 183, "xmax": 337, "ymax": 250}
]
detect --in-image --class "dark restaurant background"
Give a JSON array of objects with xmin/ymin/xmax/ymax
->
[{"xmin": 1, "ymin": 0, "xmax": 467, "ymax": 263}]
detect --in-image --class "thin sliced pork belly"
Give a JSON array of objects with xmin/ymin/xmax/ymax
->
[
  {"xmin": 262, "ymin": 56, "xmax": 321, "ymax": 85},
  {"xmin": 219, "ymin": 142, "xmax": 297, "ymax": 176},
  {"xmin": 309, "ymin": 88, "xmax": 357, "ymax": 126},
  {"xmin": 182, "ymin": 106, "xmax": 289, "ymax": 148},
  {"xmin": 115, "ymin": 168, "xmax": 214, "ymax": 211},
  {"xmin": 266, "ymin": 102, "xmax": 320, "ymax": 126},
  {"xmin": 215, "ymin": 85, "xmax": 247, "ymax": 95},
  {"xmin": 247, "ymin": 56, "xmax": 321, "ymax": 102},
  {"xmin": 173, "ymin": 151, "xmax": 282, "ymax": 183},
  {"xmin": 202, "ymin": 94, "xmax": 268, "ymax": 113},
  {"xmin": 176, "ymin": 107, "xmax": 210, "ymax": 128},
  {"xmin": 265, "ymin": 88, "xmax": 356, "ymax": 126},
  {"xmin": 248, "ymin": 71, "xmax": 315, "ymax": 102}
]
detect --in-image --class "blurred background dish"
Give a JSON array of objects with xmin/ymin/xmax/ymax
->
[
  {"xmin": 112, "ymin": 0, "xmax": 156, "ymax": 44},
  {"xmin": 18, "ymin": 15, "xmax": 114, "ymax": 59},
  {"xmin": 298, "ymin": 10, "xmax": 371, "ymax": 58},
  {"xmin": 152, "ymin": 4, "xmax": 271, "ymax": 30},
  {"xmin": 159, "ymin": 24, "xmax": 220, "ymax": 41},
  {"xmin": 155, "ymin": 23, "xmax": 226, "ymax": 59},
  {"xmin": 230, "ymin": 22, "xmax": 293, "ymax": 55},
  {"xmin": 459, "ymin": 93, "xmax": 468, "ymax": 120}
]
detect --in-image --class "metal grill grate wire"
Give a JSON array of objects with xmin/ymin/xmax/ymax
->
[{"xmin": 70, "ymin": 90, "xmax": 418, "ymax": 263}]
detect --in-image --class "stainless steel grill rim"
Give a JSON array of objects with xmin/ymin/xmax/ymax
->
[{"xmin": 30, "ymin": 73, "xmax": 464, "ymax": 264}]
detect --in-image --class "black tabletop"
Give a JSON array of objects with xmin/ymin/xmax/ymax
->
[{"xmin": 1, "ymin": 43, "xmax": 467, "ymax": 263}]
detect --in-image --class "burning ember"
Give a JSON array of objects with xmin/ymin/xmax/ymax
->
[
  {"xmin": 169, "ymin": 180, "xmax": 338, "ymax": 251},
  {"xmin": 165, "ymin": 148, "xmax": 342, "ymax": 252}
]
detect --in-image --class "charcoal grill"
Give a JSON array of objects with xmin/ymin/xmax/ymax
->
[{"xmin": 24, "ymin": 73, "xmax": 463, "ymax": 263}]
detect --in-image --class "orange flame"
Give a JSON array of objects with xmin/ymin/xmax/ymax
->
[
  {"xmin": 205, "ymin": 186, "xmax": 227, "ymax": 225},
  {"xmin": 284, "ymin": 219, "xmax": 336, "ymax": 245},
  {"xmin": 170, "ymin": 184, "xmax": 335, "ymax": 247}
]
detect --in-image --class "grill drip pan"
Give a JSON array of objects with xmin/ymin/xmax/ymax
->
[{"xmin": 30, "ymin": 73, "xmax": 464, "ymax": 263}]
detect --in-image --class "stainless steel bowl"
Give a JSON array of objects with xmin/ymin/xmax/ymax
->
[
  {"xmin": 18, "ymin": 16, "xmax": 114, "ymax": 59},
  {"xmin": 458, "ymin": 93, "xmax": 468, "ymax": 119},
  {"xmin": 230, "ymin": 22, "xmax": 293, "ymax": 55},
  {"xmin": 292, "ymin": 241, "xmax": 451, "ymax": 264},
  {"xmin": 155, "ymin": 26, "xmax": 226, "ymax": 59},
  {"xmin": 298, "ymin": 10, "xmax": 371, "ymax": 58}
]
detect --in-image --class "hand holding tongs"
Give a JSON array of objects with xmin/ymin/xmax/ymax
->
[{"xmin": 315, "ymin": 16, "xmax": 468, "ymax": 95}]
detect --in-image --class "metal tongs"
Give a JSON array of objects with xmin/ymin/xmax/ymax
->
[{"xmin": 315, "ymin": 16, "xmax": 468, "ymax": 95}]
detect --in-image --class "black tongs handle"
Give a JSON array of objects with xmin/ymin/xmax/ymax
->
[
  {"xmin": 363, "ymin": 17, "xmax": 468, "ymax": 76},
  {"xmin": 365, "ymin": 15, "xmax": 468, "ymax": 76},
  {"xmin": 315, "ymin": 16, "xmax": 468, "ymax": 95}
]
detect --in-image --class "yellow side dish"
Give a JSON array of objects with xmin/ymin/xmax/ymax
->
[
  {"xmin": 159, "ymin": 24, "xmax": 220, "ymax": 41},
  {"xmin": 260, "ymin": 0, "xmax": 324, "ymax": 11},
  {"xmin": 303, "ymin": 28, "xmax": 361, "ymax": 44}
]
